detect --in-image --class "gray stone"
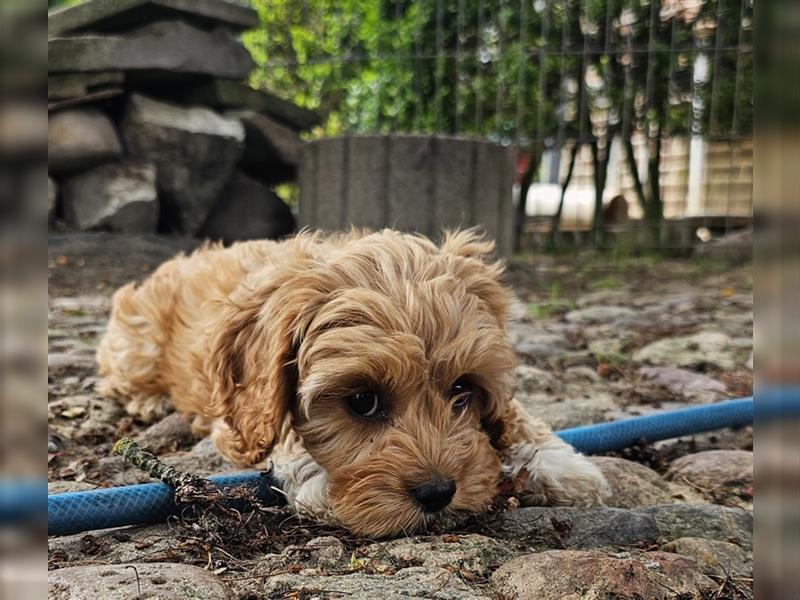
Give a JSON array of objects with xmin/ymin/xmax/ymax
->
[
  {"xmin": 667, "ymin": 450, "xmax": 753, "ymax": 507},
  {"xmin": 363, "ymin": 534, "xmax": 516, "ymax": 578},
  {"xmin": 249, "ymin": 567, "xmax": 489, "ymax": 600},
  {"xmin": 48, "ymin": 524, "xmax": 177, "ymax": 565},
  {"xmin": 298, "ymin": 135, "xmax": 515, "ymax": 254},
  {"xmin": 48, "ymin": 72, "xmax": 125, "ymax": 100},
  {"xmin": 134, "ymin": 413, "xmax": 195, "ymax": 455},
  {"xmin": 565, "ymin": 304, "xmax": 637, "ymax": 324},
  {"xmin": 510, "ymin": 328, "xmax": 570, "ymax": 361},
  {"xmin": 49, "ymin": 0, "xmax": 259, "ymax": 37},
  {"xmin": 496, "ymin": 505, "xmax": 661, "ymax": 549},
  {"xmin": 48, "ymin": 562, "xmax": 233, "ymax": 599},
  {"xmin": 516, "ymin": 387, "xmax": 615, "ymax": 429},
  {"xmin": 179, "ymin": 79, "xmax": 321, "ymax": 131},
  {"xmin": 198, "ymin": 171, "xmax": 295, "ymax": 244},
  {"xmin": 61, "ymin": 160, "xmax": 158, "ymax": 232},
  {"xmin": 661, "ymin": 537, "xmax": 752, "ymax": 578},
  {"xmin": 48, "ymin": 480, "xmax": 97, "ymax": 494},
  {"xmin": 121, "ymin": 94, "xmax": 244, "ymax": 234},
  {"xmin": 565, "ymin": 365, "xmax": 601, "ymax": 382},
  {"xmin": 492, "ymin": 550, "xmax": 716, "ymax": 600},
  {"xmin": 633, "ymin": 331, "xmax": 746, "ymax": 371},
  {"xmin": 231, "ymin": 111, "xmax": 303, "ymax": 184},
  {"xmin": 514, "ymin": 364, "xmax": 556, "ymax": 393},
  {"xmin": 639, "ymin": 366, "xmax": 728, "ymax": 402},
  {"xmin": 49, "ymin": 21, "xmax": 255, "ymax": 80},
  {"xmin": 494, "ymin": 504, "xmax": 752, "ymax": 550},
  {"xmin": 648, "ymin": 504, "xmax": 752, "ymax": 550},
  {"xmin": 48, "ymin": 108, "xmax": 122, "ymax": 175},
  {"xmin": 590, "ymin": 457, "xmax": 705, "ymax": 508}
]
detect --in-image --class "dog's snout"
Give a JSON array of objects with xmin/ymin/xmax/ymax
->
[{"xmin": 412, "ymin": 479, "xmax": 456, "ymax": 513}]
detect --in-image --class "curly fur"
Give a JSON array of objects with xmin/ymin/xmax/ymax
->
[{"xmin": 97, "ymin": 229, "xmax": 607, "ymax": 536}]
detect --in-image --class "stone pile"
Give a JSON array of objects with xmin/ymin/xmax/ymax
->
[{"xmin": 47, "ymin": 0, "xmax": 319, "ymax": 241}]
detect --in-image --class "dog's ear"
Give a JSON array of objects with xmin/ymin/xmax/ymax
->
[
  {"xmin": 207, "ymin": 265, "xmax": 322, "ymax": 466},
  {"xmin": 439, "ymin": 229, "xmax": 511, "ymax": 326}
]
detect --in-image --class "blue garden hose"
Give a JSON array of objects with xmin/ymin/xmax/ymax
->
[{"xmin": 28, "ymin": 388, "xmax": 799, "ymax": 536}]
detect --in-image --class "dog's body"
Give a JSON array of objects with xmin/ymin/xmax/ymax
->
[{"xmin": 98, "ymin": 230, "xmax": 607, "ymax": 536}]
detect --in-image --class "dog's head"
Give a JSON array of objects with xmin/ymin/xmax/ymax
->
[{"xmin": 209, "ymin": 229, "xmax": 516, "ymax": 536}]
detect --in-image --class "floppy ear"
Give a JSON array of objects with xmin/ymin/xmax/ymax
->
[
  {"xmin": 441, "ymin": 229, "xmax": 517, "ymax": 450},
  {"xmin": 207, "ymin": 266, "xmax": 321, "ymax": 466},
  {"xmin": 439, "ymin": 229, "xmax": 512, "ymax": 326}
]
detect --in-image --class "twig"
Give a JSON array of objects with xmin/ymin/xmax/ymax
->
[
  {"xmin": 112, "ymin": 437, "xmax": 221, "ymax": 504},
  {"xmin": 124, "ymin": 565, "xmax": 142, "ymax": 598}
]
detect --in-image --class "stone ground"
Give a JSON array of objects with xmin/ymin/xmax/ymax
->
[{"xmin": 48, "ymin": 235, "xmax": 753, "ymax": 599}]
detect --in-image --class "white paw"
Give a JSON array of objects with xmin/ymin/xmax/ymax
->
[{"xmin": 504, "ymin": 439, "xmax": 609, "ymax": 507}]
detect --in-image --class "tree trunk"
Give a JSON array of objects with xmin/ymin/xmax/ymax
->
[
  {"xmin": 645, "ymin": 129, "xmax": 663, "ymax": 243},
  {"xmin": 548, "ymin": 143, "xmax": 580, "ymax": 248},
  {"xmin": 514, "ymin": 146, "xmax": 540, "ymax": 253}
]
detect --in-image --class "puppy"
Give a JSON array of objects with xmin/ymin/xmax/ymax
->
[{"xmin": 97, "ymin": 229, "xmax": 607, "ymax": 536}]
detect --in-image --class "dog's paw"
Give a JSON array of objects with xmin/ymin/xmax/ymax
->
[{"xmin": 505, "ymin": 440, "xmax": 609, "ymax": 507}]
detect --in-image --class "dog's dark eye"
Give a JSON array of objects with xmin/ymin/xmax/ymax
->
[
  {"xmin": 346, "ymin": 392, "xmax": 382, "ymax": 418},
  {"xmin": 448, "ymin": 379, "xmax": 474, "ymax": 410}
]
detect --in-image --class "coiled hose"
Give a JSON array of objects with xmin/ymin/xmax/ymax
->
[{"xmin": 33, "ymin": 389, "xmax": 797, "ymax": 536}]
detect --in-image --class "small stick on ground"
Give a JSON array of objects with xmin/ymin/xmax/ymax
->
[{"xmin": 112, "ymin": 437, "xmax": 221, "ymax": 504}]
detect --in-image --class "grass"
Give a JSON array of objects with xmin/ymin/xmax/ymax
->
[{"xmin": 527, "ymin": 282, "xmax": 576, "ymax": 319}]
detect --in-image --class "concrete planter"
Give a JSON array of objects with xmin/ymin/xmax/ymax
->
[{"xmin": 298, "ymin": 135, "xmax": 516, "ymax": 254}]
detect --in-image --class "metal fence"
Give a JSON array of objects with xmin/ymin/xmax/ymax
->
[{"xmin": 249, "ymin": 0, "xmax": 753, "ymax": 253}]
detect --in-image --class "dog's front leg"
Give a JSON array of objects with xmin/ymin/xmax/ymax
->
[
  {"xmin": 269, "ymin": 439, "xmax": 335, "ymax": 523},
  {"xmin": 498, "ymin": 399, "xmax": 609, "ymax": 506}
]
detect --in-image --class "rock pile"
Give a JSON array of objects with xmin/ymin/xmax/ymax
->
[{"xmin": 48, "ymin": 0, "xmax": 318, "ymax": 241}]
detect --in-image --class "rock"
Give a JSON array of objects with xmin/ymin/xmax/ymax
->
[
  {"xmin": 649, "ymin": 504, "xmax": 752, "ymax": 550},
  {"xmin": 590, "ymin": 457, "xmax": 705, "ymax": 508},
  {"xmin": 516, "ymin": 387, "xmax": 615, "ymax": 429},
  {"xmin": 121, "ymin": 94, "xmax": 244, "ymax": 234},
  {"xmin": 232, "ymin": 111, "xmax": 303, "ymax": 184},
  {"xmin": 492, "ymin": 550, "xmax": 716, "ymax": 600},
  {"xmin": 48, "ymin": 562, "xmax": 233, "ymax": 599},
  {"xmin": 48, "ymin": 72, "xmax": 125, "ymax": 101},
  {"xmin": 495, "ymin": 504, "xmax": 752, "ymax": 550},
  {"xmin": 162, "ymin": 437, "xmax": 231, "ymax": 475},
  {"xmin": 48, "ymin": 108, "xmax": 122, "ymax": 175},
  {"xmin": 49, "ymin": 176, "xmax": 57, "ymax": 220},
  {"xmin": 49, "ymin": 21, "xmax": 255, "ymax": 80},
  {"xmin": 667, "ymin": 450, "xmax": 753, "ymax": 507},
  {"xmin": 565, "ymin": 305, "xmax": 637, "ymax": 324},
  {"xmin": 49, "ymin": 525, "xmax": 177, "ymax": 566},
  {"xmin": 61, "ymin": 160, "xmax": 158, "ymax": 232},
  {"xmin": 661, "ymin": 537, "xmax": 752, "ymax": 578},
  {"xmin": 134, "ymin": 413, "xmax": 195, "ymax": 455},
  {"xmin": 177, "ymin": 80, "xmax": 322, "ymax": 131},
  {"xmin": 247, "ymin": 567, "xmax": 488, "ymax": 600},
  {"xmin": 48, "ymin": 481, "xmax": 97, "ymax": 494},
  {"xmin": 197, "ymin": 171, "xmax": 295, "ymax": 244},
  {"xmin": 496, "ymin": 505, "xmax": 661, "ymax": 549},
  {"xmin": 48, "ymin": 0, "xmax": 259, "ymax": 37},
  {"xmin": 514, "ymin": 364, "xmax": 556, "ymax": 393},
  {"xmin": 633, "ymin": 331, "xmax": 746, "ymax": 371},
  {"xmin": 565, "ymin": 365, "xmax": 601, "ymax": 382},
  {"xmin": 639, "ymin": 366, "xmax": 728, "ymax": 402},
  {"xmin": 509, "ymin": 326, "xmax": 569, "ymax": 361},
  {"xmin": 363, "ymin": 534, "xmax": 516, "ymax": 578},
  {"xmin": 303, "ymin": 536, "xmax": 348, "ymax": 570}
]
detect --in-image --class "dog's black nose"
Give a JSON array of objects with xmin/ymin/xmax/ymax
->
[{"xmin": 412, "ymin": 479, "xmax": 456, "ymax": 513}]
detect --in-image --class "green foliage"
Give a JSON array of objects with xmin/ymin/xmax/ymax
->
[{"xmin": 244, "ymin": 0, "xmax": 752, "ymax": 148}]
